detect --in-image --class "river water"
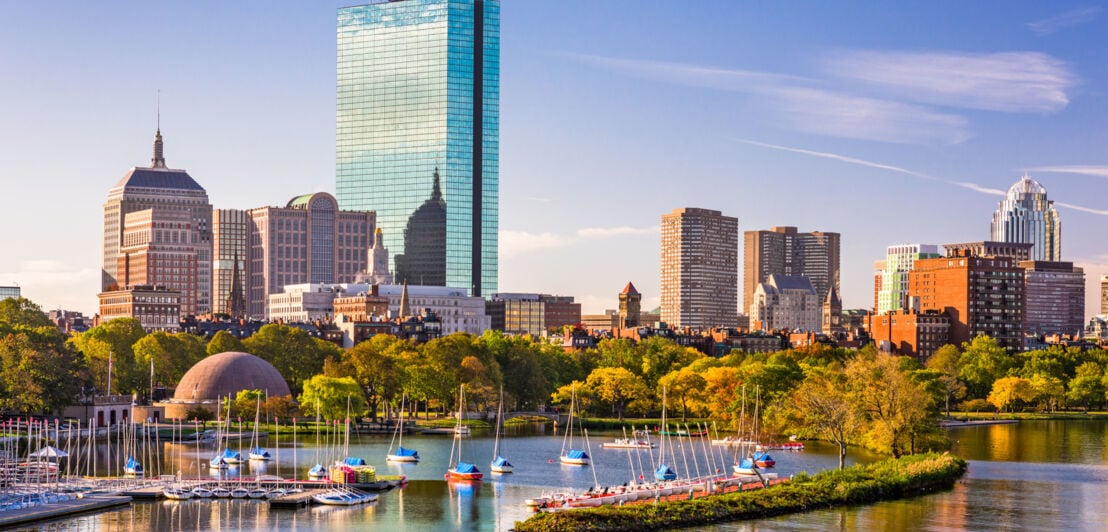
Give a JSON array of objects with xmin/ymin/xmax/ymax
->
[{"xmin": 15, "ymin": 420, "xmax": 1108, "ymax": 531}]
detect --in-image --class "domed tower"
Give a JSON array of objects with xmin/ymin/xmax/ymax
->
[{"xmin": 990, "ymin": 175, "xmax": 1061, "ymax": 261}]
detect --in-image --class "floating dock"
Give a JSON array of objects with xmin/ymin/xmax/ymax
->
[{"xmin": 0, "ymin": 496, "xmax": 131, "ymax": 528}]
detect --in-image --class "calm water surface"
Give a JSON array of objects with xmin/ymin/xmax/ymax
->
[{"xmin": 15, "ymin": 420, "xmax": 1108, "ymax": 531}]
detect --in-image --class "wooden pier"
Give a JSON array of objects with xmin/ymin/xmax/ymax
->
[
  {"xmin": 0, "ymin": 496, "xmax": 131, "ymax": 528},
  {"xmin": 268, "ymin": 489, "xmax": 328, "ymax": 509}
]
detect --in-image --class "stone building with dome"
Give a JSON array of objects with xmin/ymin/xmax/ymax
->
[{"xmin": 158, "ymin": 351, "xmax": 291, "ymax": 419}]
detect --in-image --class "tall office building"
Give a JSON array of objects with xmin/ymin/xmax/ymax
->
[
  {"xmin": 102, "ymin": 130, "xmax": 212, "ymax": 316},
  {"xmin": 660, "ymin": 208, "xmax": 739, "ymax": 329},
  {"xmin": 874, "ymin": 244, "xmax": 941, "ymax": 314},
  {"xmin": 991, "ymin": 175, "xmax": 1061, "ymax": 261},
  {"xmin": 246, "ymin": 193, "xmax": 376, "ymax": 318},
  {"xmin": 743, "ymin": 226, "xmax": 840, "ymax": 310},
  {"xmin": 212, "ymin": 209, "xmax": 248, "ymax": 317},
  {"xmin": 336, "ymin": 0, "xmax": 499, "ymax": 296},
  {"xmin": 0, "ymin": 286, "xmax": 20, "ymax": 301}
]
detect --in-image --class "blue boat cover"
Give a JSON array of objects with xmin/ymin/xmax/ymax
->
[
  {"xmin": 655, "ymin": 464, "xmax": 677, "ymax": 481},
  {"xmin": 566, "ymin": 449, "xmax": 589, "ymax": 460},
  {"xmin": 739, "ymin": 458, "xmax": 756, "ymax": 469},
  {"xmin": 209, "ymin": 456, "xmax": 226, "ymax": 466},
  {"xmin": 251, "ymin": 447, "xmax": 270, "ymax": 457},
  {"xmin": 492, "ymin": 455, "xmax": 513, "ymax": 467},
  {"xmin": 222, "ymin": 448, "xmax": 241, "ymax": 460},
  {"xmin": 395, "ymin": 447, "xmax": 419, "ymax": 457},
  {"xmin": 309, "ymin": 463, "xmax": 326, "ymax": 474},
  {"xmin": 125, "ymin": 456, "xmax": 143, "ymax": 472},
  {"xmin": 753, "ymin": 452, "xmax": 774, "ymax": 461},
  {"xmin": 453, "ymin": 461, "xmax": 480, "ymax": 474},
  {"xmin": 343, "ymin": 457, "xmax": 367, "ymax": 466}
]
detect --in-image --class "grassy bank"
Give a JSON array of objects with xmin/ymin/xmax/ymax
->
[
  {"xmin": 515, "ymin": 452, "xmax": 966, "ymax": 532},
  {"xmin": 949, "ymin": 411, "xmax": 1108, "ymax": 421}
]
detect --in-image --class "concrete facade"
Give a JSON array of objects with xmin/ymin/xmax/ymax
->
[{"xmin": 661, "ymin": 207, "xmax": 738, "ymax": 329}]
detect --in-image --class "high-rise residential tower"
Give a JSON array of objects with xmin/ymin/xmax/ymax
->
[
  {"xmin": 102, "ymin": 130, "xmax": 212, "ymax": 316},
  {"xmin": 743, "ymin": 226, "xmax": 840, "ymax": 310},
  {"xmin": 660, "ymin": 208, "xmax": 738, "ymax": 329},
  {"xmin": 336, "ymin": 0, "xmax": 499, "ymax": 296},
  {"xmin": 991, "ymin": 175, "xmax": 1061, "ymax": 261},
  {"xmin": 874, "ymin": 244, "xmax": 941, "ymax": 314}
]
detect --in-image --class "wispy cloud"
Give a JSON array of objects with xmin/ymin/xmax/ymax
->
[
  {"xmin": 1025, "ymin": 165, "xmax": 1108, "ymax": 179},
  {"xmin": 733, "ymin": 138, "xmax": 997, "ymax": 194},
  {"xmin": 500, "ymin": 225, "xmax": 659, "ymax": 259},
  {"xmin": 737, "ymin": 138, "xmax": 1108, "ymax": 215},
  {"xmin": 572, "ymin": 54, "xmax": 969, "ymax": 144},
  {"xmin": 824, "ymin": 50, "xmax": 1077, "ymax": 113},
  {"xmin": 1027, "ymin": 7, "xmax": 1101, "ymax": 36}
]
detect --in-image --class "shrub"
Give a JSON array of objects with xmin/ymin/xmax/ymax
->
[{"xmin": 960, "ymin": 399, "xmax": 994, "ymax": 413}]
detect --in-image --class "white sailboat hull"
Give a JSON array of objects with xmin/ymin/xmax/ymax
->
[{"xmin": 387, "ymin": 454, "xmax": 419, "ymax": 463}]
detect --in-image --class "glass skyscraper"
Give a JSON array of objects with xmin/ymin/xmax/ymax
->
[
  {"xmin": 990, "ymin": 175, "xmax": 1061, "ymax": 262},
  {"xmin": 337, "ymin": 0, "xmax": 499, "ymax": 297}
]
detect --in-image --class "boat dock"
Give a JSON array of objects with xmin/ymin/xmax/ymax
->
[
  {"xmin": 0, "ymin": 496, "xmax": 132, "ymax": 528},
  {"xmin": 268, "ymin": 489, "xmax": 329, "ymax": 509}
]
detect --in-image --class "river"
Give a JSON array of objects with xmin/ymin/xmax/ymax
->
[{"xmin": 13, "ymin": 420, "xmax": 1108, "ymax": 531}]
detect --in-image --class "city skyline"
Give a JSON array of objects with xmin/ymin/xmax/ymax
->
[{"xmin": 2, "ymin": 1, "xmax": 1107, "ymax": 320}]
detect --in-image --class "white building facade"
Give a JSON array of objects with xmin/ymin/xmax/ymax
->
[{"xmin": 749, "ymin": 274, "xmax": 820, "ymax": 332}]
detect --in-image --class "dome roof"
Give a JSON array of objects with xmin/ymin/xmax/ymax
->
[
  {"xmin": 173, "ymin": 352, "xmax": 290, "ymax": 401},
  {"xmin": 1007, "ymin": 175, "xmax": 1047, "ymax": 199}
]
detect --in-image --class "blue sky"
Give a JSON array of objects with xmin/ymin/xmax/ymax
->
[{"xmin": 1, "ymin": 1, "xmax": 1105, "ymax": 319}]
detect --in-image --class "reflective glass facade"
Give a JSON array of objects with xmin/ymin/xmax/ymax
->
[{"xmin": 337, "ymin": 0, "xmax": 498, "ymax": 296}]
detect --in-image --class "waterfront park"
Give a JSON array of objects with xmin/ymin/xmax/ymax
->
[{"xmin": 2, "ymin": 296, "xmax": 1108, "ymax": 529}]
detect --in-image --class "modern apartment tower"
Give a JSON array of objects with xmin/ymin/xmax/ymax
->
[
  {"xmin": 336, "ymin": 0, "xmax": 499, "ymax": 296},
  {"xmin": 660, "ymin": 208, "xmax": 739, "ymax": 329},
  {"xmin": 874, "ymin": 244, "xmax": 941, "ymax": 314},
  {"xmin": 102, "ymin": 130, "xmax": 212, "ymax": 317},
  {"xmin": 1102, "ymin": 274, "xmax": 1108, "ymax": 316},
  {"xmin": 991, "ymin": 175, "xmax": 1061, "ymax": 261},
  {"xmin": 743, "ymin": 226, "xmax": 840, "ymax": 310}
]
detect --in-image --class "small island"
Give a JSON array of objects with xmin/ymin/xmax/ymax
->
[{"xmin": 516, "ymin": 452, "xmax": 966, "ymax": 531}]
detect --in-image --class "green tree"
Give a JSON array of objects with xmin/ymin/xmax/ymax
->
[
  {"xmin": 1066, "ymin": 362, "xmax": 1105, "ymax": 412},
  {"xmin": 0, "ymin": 326, "xmax": 85, "ymax": 414},
  {"xmin": 585, "ymin": 367, "xmax": 649, "ymax": 421},
  {"xmin": 846, "ymin": 352, "xmax": 935, "ymax": 457},
  {"xmin": 0, "ymin": 297, "xmax": 54, "ymax": 328},
  {"xmin": 785, "ymin": 367, "xmax": 860, "ymax": 469},
  {"xmin": 207, "ymin": 330, "xmax": 245, "ymax": 356},
  {"xmin": 987, "ymin": 376, "xmax": 1034, "ymax": 413},
  {"xmin": 298, "ymin": 375, "xmax": 368, "ymax": 421},
  {"xmin": 958, "ymin": 335, "xmax": 1015, "ymax": 399},
  {"xmin": 1028, "ymin": 374, "xmax": 1064, "ymax": 412},
  {"xmin": 343, "ymin": 335, "xmax": 404, "ymax": 421},
  {"xmin": 639, "ymin": 337, "xmax": 704, "ymax": 388},
  {"xmin": 68, "ymin": 318, "xmax": 146, "ymax": 394},
  {"xmin": 133, "ymin": 332, "xmax": 205, "ymax": 388},
  {"xmin": 657, "ymin": 368, "xmax": 707, "ymax": 421},
  {"xmin": 925, "ymin": 344, "xmax": 965, "ymax": 417}
]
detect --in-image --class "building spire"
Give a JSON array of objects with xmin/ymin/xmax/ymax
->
[
  {"xmin": 431, "ymin": 167, "xmax": 442, "ymax": 202},
  {"xmin": 151, "ymin": 90, "xmax": 166, "ymax": 169},
  {"xmin": 398, "ymin": 279, "xmax": 411, "ymax": 318}
]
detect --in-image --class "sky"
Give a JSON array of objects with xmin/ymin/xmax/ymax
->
[{"xmin": 1, "ymin": 1, "xmax": 1105, "ymax": 321}]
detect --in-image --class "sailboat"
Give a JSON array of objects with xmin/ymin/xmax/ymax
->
[
  {"xmin": 123, "ymin": 455, "xmax": 144, "ymax": 476},
  {"xmin": 445, "ymin": 385, "xmax": 482, "ymax": 481},
  {"xmin": 248, "ymin": 396, "xmax": 271, "ymax": 461},
  {"xmin": 386, "ymin": 394, "xmax": 420, "ymax": 463},
  {"xmin": 559, "ymin": 384, "xmax": 590, "ymax": 466},
  {"xmin": 490, "ymin": 386, "xmax": 513, "ymax": 473},
  {"xmin": 655, "ymin": 387, "xmax": 677, "ymax": 481}
]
